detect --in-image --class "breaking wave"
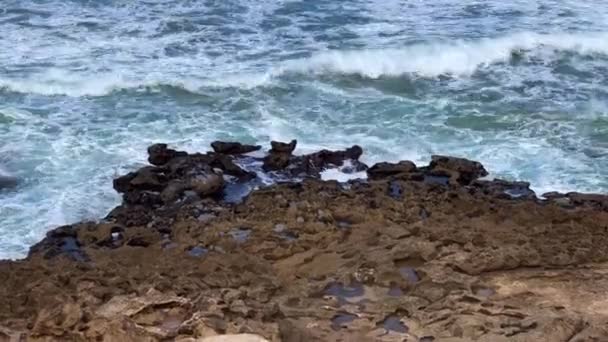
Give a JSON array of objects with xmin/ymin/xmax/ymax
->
[{"xmin": 2, "ymin": 32, "xmax": 607, "ymax": 97}]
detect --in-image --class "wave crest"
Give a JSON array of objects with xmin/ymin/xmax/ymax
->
[{"xmin": 2, "ymin": 32, "xmax": 607, "ymax": 97}]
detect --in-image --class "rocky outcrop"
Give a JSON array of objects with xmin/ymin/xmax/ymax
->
[
  {"xmin": 1, "ymin": 141, "xmax": 608, "ymax": 341},
  {"xmin": 427, "ymin": 155, "xmax": 488, "ymax": 185},
  {"xmin": 211, "ymin": 141, "xmax": 262, "ymax": 155},
  {"xmin": 263, "ymin": 140, "xmax": 297, "ymax": 171},
  {"xmin": 367, "ymin": 161, "xmax": 417, "ymax": 179}
]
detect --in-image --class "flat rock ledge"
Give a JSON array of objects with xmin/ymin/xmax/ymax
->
[{"xmin": 1, "ymin": 140, "xmax": 608, "ymax": 341}]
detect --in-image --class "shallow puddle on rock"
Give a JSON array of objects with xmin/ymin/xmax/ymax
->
[
  {"xmin": 223, "ymin": 181, "xmax": 253, "ymax": 204},
  {"xmin": 472, "ymin": 285, "xmax": 495, "ymax": 298},
  {"xmin": 324, "ymin": 282, "xmax": 366, "ymax": 305},
  {"xmin": 336, "ymin": 220, "xmax": 351, "ymax": 230},
  {"xmin": 424, "ymin": 175, "xmax": 449, "ymax": 186},
  {"xmin": 388, "ymin": 181, "xmax": 403, "ymax": 199},
  {"xmin": 399, "ymin": 267, "xmax": 420, "ymax": 283},
  {"xmin": 325, "ymin": 282, "xmax": 365, "ymax": 298},
  {"xmin": 162, "ymin": 239, "xmax": 178, "ymax": 250},
  {"xmin": 504, "ymin": 187, "xmax": 535, "ymax": 199},
  {"xmin": 388, "ymin": 284, "xmax": 403, "ymax": 296},
  {"xmin": 273, "ymin": 224, "xmax": 298, "ymax": 241},
  {"xmin": 381, "ymin": 315, "xmax": 408, "ymax": 334},
  {"xmin": 229, "ymin": 227, "xmax": 251, "ymax": 243},
  {"xmin": 187, "ymin": 246, "xmax": 208, "ymax": 257},
  {"xmin": 394, "ymin": 258, "xmax": 424, "ymax": 283},
  {"xmin": 331, "ymin": 312, "xmax": 357, "ymax": 331},
  {"xmin": 419, "ymin": 208, "xmax": 430, "ymax": 220},
  {"xmin": 60, "ymin": 237, "xmax": 89, "ymax": 262},
  {"xmin": 160, "ymin": 313, "xmax": 183, "ymax": 332}
]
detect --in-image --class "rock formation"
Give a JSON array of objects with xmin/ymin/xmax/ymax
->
[{"xmin": 1, "ymin": 140, "xmax": 607, "ymax": 341}]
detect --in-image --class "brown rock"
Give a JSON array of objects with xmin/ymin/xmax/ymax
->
[
  {"xmin": 367, "ymin": 161, "xmax": 417, "ymax": 179},
  {"xmin": 429, "ymin": 155, "xmax": 488, "ymax": 185},
  {"xmin": 189, "ymin": 171, "xmax": 224, "ymax": 197}
]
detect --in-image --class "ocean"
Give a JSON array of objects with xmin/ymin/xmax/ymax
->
[{"xmin": 0, "ymin": 0, "xmax": 607, "ymax": 259}]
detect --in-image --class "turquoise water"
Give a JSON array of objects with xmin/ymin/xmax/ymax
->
[{"xmin": 1, "ymin": 0, "xmax": 608, "ymax": 258}]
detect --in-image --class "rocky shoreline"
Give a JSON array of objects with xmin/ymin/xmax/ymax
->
[{"xmin": 1, "ymin": 140, "xmax": 608, "ymax": 341}]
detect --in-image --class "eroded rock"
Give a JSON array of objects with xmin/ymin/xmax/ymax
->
[{"xmin": 2, "ymin": 140, "xmax": 608, "ymax": 342}]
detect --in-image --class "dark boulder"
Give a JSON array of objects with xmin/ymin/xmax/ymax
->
[
  {"xmin": 28, "ymin": 225, "xmax": 89, "ymax": 262},
  {"xmin": 367, "ymin": 161, "xmax": 417, "ymax": 179},
  {"xmin": 210, "ymin": 154, "xmax": 256, "ymax": 180},
  {"xmin": 147, "ymin": 144, "xmax": 187, "ymax": 166},
  {"xmin": 271, "ymin": 140, "xmax": 297, "ymax": 154},
  {"xmin": 113, "ymin": 167, "xmax": 167, "ymax": 193},
  {"xmin": 263, "ymin": 153, "xmax": 292, "ymax": 171},
  {"xmin": 263, "ymin": 140, "xmax": 297, "ymax": 171},
  {"xmin": 291, "ymin": 145, "xmax": 367, "ymax": 176},
  {"xmin": 211, "ymin": 141, "xmax": 261, "ymax": 155},
  {"xmin": 429, "ymin": 155, "xmax": 488, "ymax": 185}
]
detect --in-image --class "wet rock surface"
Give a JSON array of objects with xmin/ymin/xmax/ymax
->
[
  {"xmin": 1, "ymin": 140, "xmax": 608, "ymax": 341},
  {"xmin": 211, "ymin": 141, "xmax": 262, "ymax": 155}
]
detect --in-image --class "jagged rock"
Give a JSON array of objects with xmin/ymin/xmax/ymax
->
[
  {"xmin": 161, "ymin": 181, "xmax": 188, "ymax": 203},
  {"xmin": 148, "ymin": 144, "xmax": 187, "ymax": 166},
  {"xmin": 3, "ymin": 140, "xmax": 608, "ymax": 342},
  {"xmin": 367, "ymin": 161, "xmax": 417, "ymax": 179},
  {"xmin": 210, "ymin": 154, "xmax": 256, "ymax": 179},
  {"xmin": 113, "ymin": 167, "xmax": 167, "ymax": 193},
  {"xmin": 263, "ymin": 152, "xmax": 291, "ymax": 171},
  {"xmin": 288, "ymin": 145, "xmax": 367, "ymax": 177},
  {"xmin": 106, "ymin": 204, "xmax": 153, "ymax": 227},
  {"xmin": 211, "ymin": 141, "xmax": 261, "ymax": 155},
  {"xmin": 270, "ymin": 140, "xmax": 297, "ymax": 154},
  {"xmin": 429, "ymin": 155, "xmax": 488, "ymax": 185},
  {"xmin": 123, "ymin": 190, "xmax": 163, "ymax": 206}
]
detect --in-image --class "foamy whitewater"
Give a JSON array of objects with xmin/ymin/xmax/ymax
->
[{"xmin": 1, "ymin": 0, "xmax": 608, "ymax": 258}]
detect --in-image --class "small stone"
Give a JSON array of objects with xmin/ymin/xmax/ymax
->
[{"xmin": 296, "ymin": 217, "xmax": 305, "ymax": 223}]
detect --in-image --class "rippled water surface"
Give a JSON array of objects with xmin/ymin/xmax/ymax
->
[{"xmin": 1, "ymin": 0, "xmax": 608, "ymax": 258}]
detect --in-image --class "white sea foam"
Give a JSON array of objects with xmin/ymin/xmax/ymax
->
[
  {"xmin": 320, "ymin": 160, "xmax": 368, "ymax": 182},
  {"xmin": 286, "ymin": 32, "xmax": 608, "ymax": 78},
  {"xmin": 1, "ymin": 32, "xmax": 607, "ymax": 96}
]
